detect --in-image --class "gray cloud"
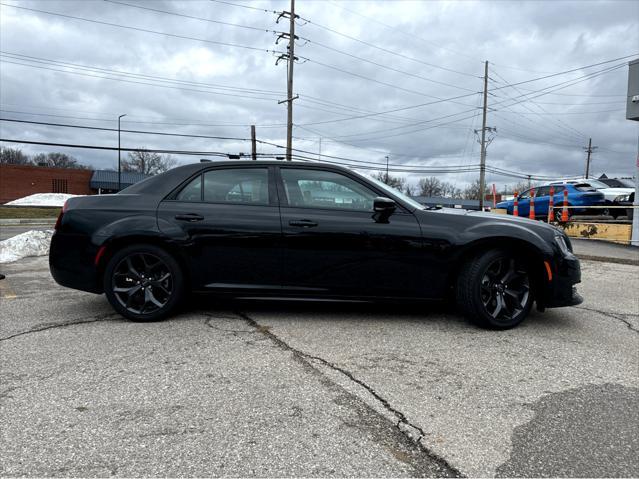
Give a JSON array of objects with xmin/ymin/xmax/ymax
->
[{"xmin": 1, "ymin": 0, "xmax": 637, "ymax": 188}]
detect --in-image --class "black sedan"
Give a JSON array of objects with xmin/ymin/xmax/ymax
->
[{"xmin": 50, "ymin": 161, "xmax": 582, "ymax": 329}]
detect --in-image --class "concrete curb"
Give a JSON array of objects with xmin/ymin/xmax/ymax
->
[
  {"xmin": 0, "ymin": 218, "xmax": 56, "ymax": 225},
  {"xmin": 575, "ymin": 254, "xmax": 639, "ymax": 267}
]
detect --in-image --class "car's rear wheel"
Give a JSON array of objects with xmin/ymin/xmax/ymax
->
[
  {"xmin": 554, "ymin": 207, "xmax": 571, "ymax": 222},
  {"xmin": 104, "ymin": 244, "xmax": 184, "ymax": 321},
  {"xmin": 456, "ymin": 249, "xmax": 533, "ymax": 329}
]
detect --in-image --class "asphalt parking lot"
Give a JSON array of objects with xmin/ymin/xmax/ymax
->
[{"xmin": 0, "ymin": 256, "xmax": 637, "ymax": 477}]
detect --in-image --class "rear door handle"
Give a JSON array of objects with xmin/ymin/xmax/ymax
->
[
  {"xmin": 289, "ymin": 219, "xmax": 318, "ymax": 228},
  {"xmin": 175, "ymin": 213, "xmax": 204, "ymax": 222}
]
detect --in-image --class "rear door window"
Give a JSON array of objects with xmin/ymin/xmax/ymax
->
[
  {"xmin": 203, "ymin": 168, "xmax": 269, "ymax": 205},
  {"xmin": 176, "ymin": 175, "xmax": 202, "ymax": 202}
]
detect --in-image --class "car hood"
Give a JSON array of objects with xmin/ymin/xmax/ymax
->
[
  {"xmin": 419, "ymin": 207, "xmax": 561, "ymax": 238},
  {"xmin": 596, "ymin": 187, "xmax": 633, "ymax": 201}
]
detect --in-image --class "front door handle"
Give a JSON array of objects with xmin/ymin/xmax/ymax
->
[
  {"xmin": 175, "ymin": 213, "xmax": 204, "ymax": 222},
  {"xmin": 289, "ymin": 219, "xmax": 318, "ymax": 228}
]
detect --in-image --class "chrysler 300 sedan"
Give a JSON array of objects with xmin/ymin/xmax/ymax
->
[{"xmin": 50, "ymin": 161, "xmax": 582, "ymax": 329}]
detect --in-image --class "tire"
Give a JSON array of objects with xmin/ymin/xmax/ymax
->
[
  {"xmin": 104, "ymin": 244, "xmax": 185, "ymax": 321},
  {"xmin": 554, "ymin": 207, "xmax": 571, "ymax": 222},
  {"xmin": 456, "ymin": 249, "xmax": 533, "ymax": 330}
]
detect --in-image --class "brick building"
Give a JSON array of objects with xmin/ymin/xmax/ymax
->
[
  {"xmin": 0, "ymin": 164, "xmax": 93, "ymax": 204},
  {"xmin": 0, "ymin": 164, "xmax": 150, "ymax": 203}
]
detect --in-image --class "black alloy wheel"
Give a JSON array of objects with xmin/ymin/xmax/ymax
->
[
  {"xmin": 457, "ymin": 249, "xmax": 533, "ymax": 329},
  {"xmin": 554, "ymin": 207, "xmax": 571, "ymax": 222},
  {"xmin": 479, "ymin": 257, "xmax": 530, "ymax": 322},
  {"xmin": 104, "ymin": 244, "xmax": 184, "ymax": 321}
]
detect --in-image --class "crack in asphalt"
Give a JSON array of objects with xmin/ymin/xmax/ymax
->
[
  {"xmin": 234, "ymin": 310, "xmax": 463, "ymax": 477},
  {"xmin": 0, "ymin": 313, "xmax": 121, "ymax": 341},
  {"xmin": 574, "ymin": 306, "xmax": 639, "ymax": 334}
]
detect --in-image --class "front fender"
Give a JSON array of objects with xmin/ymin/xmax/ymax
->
[{"xmin": 460, "ymin": 221, "xmax": 554, "ymax": 257}]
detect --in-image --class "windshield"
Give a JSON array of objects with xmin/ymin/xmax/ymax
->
[
  {"xmin": 617, "ymin": 179, "xmax": 634, "ymax": 188},
  {"xmin": 366, "ymin": 175, "xmax": 425, "ymax": 210}
]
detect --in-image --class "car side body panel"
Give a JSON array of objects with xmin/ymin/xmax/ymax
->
[{"xmin": 49, "ymin": 161, "xmax": 581, "ymax": 311}]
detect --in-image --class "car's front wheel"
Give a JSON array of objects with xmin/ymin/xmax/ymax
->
[
  {"xmin": 104, "ymin": 244, "xmax": 184, "ymax": 321},
  {"xmin": 456, "ymin": 249, "xmax": 533, "ymax": 329}
]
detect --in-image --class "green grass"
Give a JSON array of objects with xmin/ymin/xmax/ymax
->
[{"xmin": 0, "ymin": 206, "xmax": 61, "ymax": 219}]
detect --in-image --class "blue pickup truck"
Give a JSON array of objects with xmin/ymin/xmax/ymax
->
[{"xmin": 496, "ymin": 183, "xmax": 605, "ymax": 219}]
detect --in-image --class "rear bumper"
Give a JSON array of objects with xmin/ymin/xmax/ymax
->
[
  {"xmin": 49, "ymin": 232, "xmax": 103, "ymax": 294},
  {"xmin": 544, "ymin": 253, "xmax": 583, "ymax": 308}
]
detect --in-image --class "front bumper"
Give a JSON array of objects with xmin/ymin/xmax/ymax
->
[{"xmin": 543, "ymin": 252, "xmax": 583, "ymax": 308}]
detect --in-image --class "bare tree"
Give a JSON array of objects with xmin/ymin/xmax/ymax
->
[
  {"xmin": 32, "ymin": 152, "xmax": 88, "ymax": 169},
  {"xmin": 417, "ymin": 177, "xmax": 463, "ymax": 198},
  {"xmin": 0, "ymin": 147, "xmax": 31, "ymax": 165},
  {"xmin": 404, "ymin": 183, "xmax": 414, "ymax": 196},
  {"xmin": 502, "ymin": 180, "xmax": 533, "ymax": 195},
  {"xmin": 372, "ymin": 171, "xmax": 406, "ymax": 192},
  {"xmin": 123, "ymin": 149, "xmax": 177, "ymax": 175},
  {"xmin": 463, "ymin": 178, "xmax": 489, "ymax": 200},
  {"xmin": 441, "ymin": 182, "xmax": 463, "ymax": 199},
  {"xmin": 418, "ymin": 177, "xmax": 443, "ymax": 197}
]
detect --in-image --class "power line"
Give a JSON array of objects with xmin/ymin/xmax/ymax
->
[
  {"xmin": 0, "ymin": 3, "xmax": 273, "ymax": 53},
  {"xmin": 320, "ymin": 1, "xmax": 481, "ymax": 69},
  {"xmin": 0, "ymin": 58, "xmax": 284, "ymax": 102},
  {"xmin": 489, "ymin": 67, "xmax": 589, "ymax": 140},
  {"xmin": 297, "ymin": 53, "xmax": 475, "ymax": 101},
  {"xmin": 0, "ymin": 118, "xmax": 255, "ymax": 141},
  {"xmin": 0, "ymin": 136, "xmax": 583, "ymax": 180},
  {"xmin": 1, "ymin": 51, "xmax": 284, "ymax": 97},
  {"xmin": 295, "ymin": 61, "xmax": 624, "ymax": 144},
  {"xmin": 103, "ymin": 0, "xmax": 274, "ymax": 32},
  {"xmin": 295, "ymin": 92, "xmax": 481, "ymax": 127},
  {"xmin": 209, "ymin": 0, "xmax": 277, "ymax": 14},
  {"xmin": 487, "ymin": 53, "xmax": 637, "ymax": 92},
  {"xmin": 298, "ymin": 34, "xmax": 478, "ymax": 91},
  {"xmin": 0, "ymin": 109, "xmax": 287, "ymax": 128},
  {"xmin": 103, "ymin": 0, "xmax": 478, "ymax": 95}
]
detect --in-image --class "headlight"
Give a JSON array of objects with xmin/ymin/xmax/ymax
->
[
  {"xmin": 554, "ymin": 235, "xmax": 571, "ymax": 256},
  {"xmin": 614, "ymin": 194, "xmax": 629, "ymax": 202}
]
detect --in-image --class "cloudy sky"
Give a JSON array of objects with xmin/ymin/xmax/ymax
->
[{"xmin": 1, "ymin": 0, "xmax": 638, "ymax": 190}]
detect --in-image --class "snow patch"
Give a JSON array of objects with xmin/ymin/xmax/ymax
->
[
  {"xmin": 0, "ymin": 230, "xmax": 54, "ymax": 263},
  {"xmin": 5, "ymin": 193, "xmax": 83, "ymax": 207}
]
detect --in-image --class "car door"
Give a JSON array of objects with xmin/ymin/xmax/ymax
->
[
  {"xmin": 157, "ymin": 166, "xmax": 282, "ymax": 291},
  {"xmin": 518, "ymin": 189, "xmax": 531, "ymax": 217},
  {"xmin": 276, "ymin": 166, "xmax": 425, "ymax": 298},
  {"xmin": 534, "ymin": 186, "xmax": 550, "ymax": 217}
]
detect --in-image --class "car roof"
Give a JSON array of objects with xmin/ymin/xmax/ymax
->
[{"xmin": 121, "ymin": 160, "xmax": 355, "ymax": 196}]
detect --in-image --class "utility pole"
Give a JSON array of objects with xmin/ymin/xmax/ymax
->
[
  {"xmin": 583, "ymin": 137, "xmax": 597, "ymax": 178},
  {"xmin": 285, "ymin": 0, "xmax": 295, "ymax": 161},
  {"xmin": 251, "ymin": 125, "xmax": 257, "ymax": 160},
  {"xmin": 478, "ymin": 61, "xmax": 489, "ymax": 210},
  {"xmin": 118, "ymin": 113, "xmax": 126, "ymax": 192},
  {"xmin": 385, "ymin": 155, "xmax": 389, "ymax": 183},
  {"xmin": 275, "ymin": 0, "xmax": 299, "ymax": 161}
]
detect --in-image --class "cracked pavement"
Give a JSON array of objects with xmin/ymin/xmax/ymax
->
[{"xmin": 1, "ymin": 256, "xmax": 637, "ymax": 477}]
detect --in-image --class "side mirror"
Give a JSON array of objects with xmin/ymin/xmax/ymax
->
[
  {"xmin": 374, "ymin": 197, "xmax": 397, "ymax": 213},
  {"xmin": 373, "ymin": 197, "xmax": 396, "ymax": 223}
]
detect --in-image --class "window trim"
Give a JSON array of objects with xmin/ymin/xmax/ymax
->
[{"xmin": 165, "ymin": 165, "xmax": 277, "ymax": 207}]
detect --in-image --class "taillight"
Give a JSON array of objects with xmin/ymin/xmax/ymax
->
[{"xmin": 54, "ymin": 200, "xmax": 69, "ymax": 231}]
